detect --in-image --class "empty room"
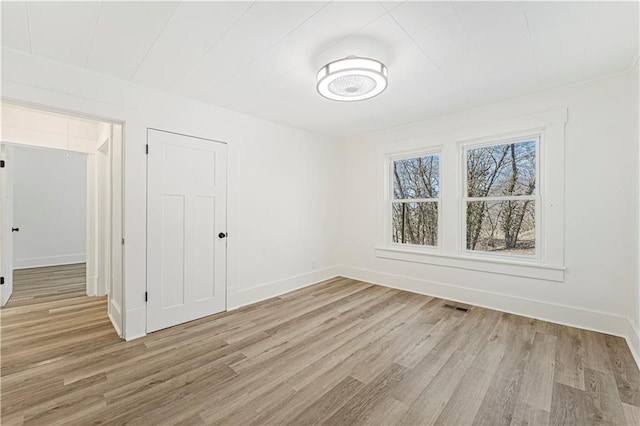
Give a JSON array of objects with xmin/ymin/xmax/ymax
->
[{"xmin": 0, "ymin": 1, "xmax": 638, "ymax": 425}]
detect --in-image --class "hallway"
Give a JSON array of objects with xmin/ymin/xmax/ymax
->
[
  {"xmin": 6, "ymin": 263, "xmax": 87, "ymax": 308},
  {"xmin": 0, "ymin": 263, "xmax": 120, "ymax": 378}
]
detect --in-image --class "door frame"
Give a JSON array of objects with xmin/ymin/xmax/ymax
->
[
  {"xmin": 0, "ymin": 99, "xmax": 126, "ymax": 337},
  {"xmin": 0, "ymin": 144, "xmax": 14, "ymax": 307},
  {"xmin": 145, "ymin": 127, "xmax": 229, "ymax": 333}
]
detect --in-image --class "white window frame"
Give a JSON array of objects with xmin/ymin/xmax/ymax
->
[
  {"xmin": 460, "ymin": 134, "xmax": 542, "ymax": 263},
  {"xmin": 387, "ymin": 148, "xmax": 442, "ymax": 251},
  {"xmin": 375, "ymin": 108, "xmax": 567, "ymax": 282}
]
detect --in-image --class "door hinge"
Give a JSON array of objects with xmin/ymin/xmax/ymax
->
[
  {"xmin": 145, "ymin": 291, "xmax": 148, "ymax": 302},
  {"xmin": 122, "ymin": 238, "xmax": 125, "ymax": 245},
  {"xmin": 0, "ymin": 277, "xmax": 4, "ymax": 285},
  {"xmin": 145, "ymin": 144, "xmax": 149, "ymax": 155},
  {"xmin": 0, "ymin": 160, "xmax": 5, "ymax": 168}
]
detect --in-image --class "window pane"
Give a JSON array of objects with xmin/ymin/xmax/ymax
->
[
  {"xmin": 393, "ymin": 155, "xmax": 439, "ymax": 199},
  {"xmin": 392, "ymin": 202, "xmax": 438, "ymax": 246},
  {"xmin": 467, "ymin": 140, "xmax": 536, "ymax": 197},
  {"xmin": 466, "ymin": 200, "xmax": 535, "ymax": 255}
]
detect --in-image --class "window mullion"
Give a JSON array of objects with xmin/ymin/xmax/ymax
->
[
  {"xmin": 464, "ymin": 195, "xmax": 538, "ymax": 202},
  {"xmin": 392, "ymin": 198, "xmax": 440, "ymax": 203}
]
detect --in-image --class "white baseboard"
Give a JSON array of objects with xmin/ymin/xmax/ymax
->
[
  {"xmin": 228, "ymin": 266, "xmax": 342, "ymax": 310},
  {"xmin": 118, "ymin": 262, "xmax": 640, "ymax": 372},
  {"xmin": 13, "ymin": 254, "xmax": 86, "ymax": 269},
  {"xmin": 124, "ymin": 305, "xmax": 146, "ymax": 341},
  {"xmin": 108, "ymin": 298, "xmax": 125, "ymax": 340},
  {"xmin": 122, "ymin": 267, "xmax": 341, "ymax": 341},
  {"xmin": 626, "ymin": 319, "xmax": 640, "ymax": 369},
  {"xmin": 87, "ymin": 275, "xmax": 98, "ymax": 297},
  {"xmin": 108, "ymin": 311, "xmax": 123, "ymax": 339},
  {"xmin": 337, "ymin": 265, "xmax": 639, "ymax": 369}
]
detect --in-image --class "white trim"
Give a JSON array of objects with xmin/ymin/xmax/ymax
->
[
  {"xmin": 2, "ymin": 99, "xmax": 125, "ymax": 338},
  {"xmin": 377, "ymin": 108, "xmax": 566, "ymax": 280},
  {"xmin": 375, "ymin": 247, "xmax": 564, "ymax": 281},
  {"xmin": 123, "ymin": 305, "xmax": 144, "ymax": 341},
  {"xmin": 458, "ymin": 135, "xmax": 547, "ymax": 263},
  {"xmin": 87, "ymin": 275, "xmax": 98, "ymax": 297},
  {"xmin": 13, "ymin": 255, "xmax": 86, "ymax": 269},
  {"xmin": 375, "ymin": 108, "xmax": 567, "ymax": 156},
  {"xmin": 337, "ymin": 266, "xmax": 628, "ymax": 342},
  {"xmin": 108, "ymin": 311, "xmax": 123, "ymax": 339},
  {"xmin": 226, "ymin": 264, "xmax": 640, "ymax": 371},
  {"xmin": 386, "ymin": 145, "xmax": 444, "ymax": 160},
  {"xmin": 228, "ymin": 266, "xmax": 341, "ymax": 310},
  {"xmin": 465, "ymin": 195, "xmax": 537, "ymax": 202},
  {"xmin": 385, "ymin": 150, "xmax": 442, "ymax": 249},
  {"xmin": 626, "ymin": 319, "xmax": 640, "ymax": 370},
  {"xmin": 460, "ymin": 134, "xmax": 541, "ymax": 262},
  {"xmin": 392, "ymin": 198, "xmax": 439, "ymax": 203}
]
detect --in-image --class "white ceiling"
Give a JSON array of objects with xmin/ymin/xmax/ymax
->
[{"xmin": 2, "ymin": 1, "xmax": 638, "ymax": 139}]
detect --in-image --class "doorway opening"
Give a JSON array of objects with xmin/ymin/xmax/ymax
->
[{"xmin": 0, "ymin": 102, "xmax": 124, "ymax": 337}]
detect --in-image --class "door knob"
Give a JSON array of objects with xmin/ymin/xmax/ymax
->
[
  {"xmin": 11, "ymin": 227, "xmax": 19, "ymax": 232},
  {"xmin": 218, "ymin": 232, "xmax": 227, "ymax": 239}
]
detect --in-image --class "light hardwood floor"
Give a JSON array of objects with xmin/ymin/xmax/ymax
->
[
  {"xmin": 6, "ymin": 263, "xmax": 87, "ymax": 308},
  {"xmin": 1, "ymin": 276, "xmax": 639, "ymax": 425}
]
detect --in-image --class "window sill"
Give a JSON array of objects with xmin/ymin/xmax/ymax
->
[{"xmin": 375, "ymin": 247, "xmax": 565, "ymax": 282}]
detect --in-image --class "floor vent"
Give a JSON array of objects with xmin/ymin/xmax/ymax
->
[{"xmin": 443, "ymin": 303, "xmax": 470, "ymax": 313}]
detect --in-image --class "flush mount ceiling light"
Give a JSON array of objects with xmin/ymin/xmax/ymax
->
[{"xmin": 316, "ymin": 56, "xmax": 388, "ymax": 102}]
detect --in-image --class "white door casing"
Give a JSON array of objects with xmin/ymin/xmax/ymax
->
[
  {"xmin": 146, "ymin": 129, "xmax": 227, "ymax": 333},
  {"xmin": 109, "ymin": 124, "xmax": 124, "ymax": 336},
  {"xmin": 1, "ymin": 144, "xmax": 15, "ymax": 306},
  {"xmin": 97, "ymin": 138, "xmax": 111, "ymax": 297}
]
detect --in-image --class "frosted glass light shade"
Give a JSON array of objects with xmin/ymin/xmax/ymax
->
[{"xmin": 316, "ymin": 57, "xmax": 388, "ymax": 101}]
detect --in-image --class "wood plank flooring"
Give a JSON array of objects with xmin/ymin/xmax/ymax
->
[
  {"xmin": 1, "ymin": 276, "xmax": 639, "ymax": 425},
  {"xmin": 6, "ymin": 263, "xmax": 87, "ymax": 307}
]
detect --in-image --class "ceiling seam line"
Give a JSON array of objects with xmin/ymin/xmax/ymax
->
[
  {"xmin": 629, "ymin": 54, "xmax": 640, "ymax": 72},
  {"xmin": 165, "ymin": 1, "xmax": 256, "ymax": 92},
  {"xmin": 385, "ymin": 12, "xmax": 455, "ymax": 87},
  {"xmin": 199, "ymin": 1, "xmax": 256, "ymax": 59},
  {"xmin": 523, "ymin": 12, "xmax": 541, "ymax": 84},
  {"xmin": 24, "ymin": 1, "xmax": 32, "ymax": 54},
  {"xmin": 202, "ymin": 1, "xmax": 334, "ymax": 96},
  {"xmin": 84, "ymin": 0, "xmax": 104, "ymax": 69},
  {"xmin": 129, "ymin": 1, "xmax": 182, "ymax": 81},
  {"xmin": 377, "ymin": 0, "xmax": 403, "ymax": 14},
  {"xmin": 452, "ymin": 8, "xmax": 486, "ymax": 76},
  {"xmin": 453, "ymin": 10, "xmax": 482, "ymax": 56}
]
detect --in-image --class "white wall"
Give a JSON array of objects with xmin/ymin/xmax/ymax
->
[
  {"xmin": 12, "ymin": 146, "xmax": 87, "ymax": 269},
  {"xmin": 1, "ymin": 104, "xmax": 104, "ymax": 153},
  {"xmin": 3, "ymin": 45, "xmax": 636, "ymax": 365},
  {"xmin": 337, "ymin": 71, "xmax": 639, "ymax": 361},
  {"xmin": 1, "ymin": 48, "xmax": 339, "ymax": 339}
]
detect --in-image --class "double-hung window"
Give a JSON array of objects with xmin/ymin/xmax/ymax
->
[
  {"xmin": 463, "ymin": 137, "xmax": 539, "ymax": 258},
  {"xmin": 390, "ymin": 152, "xmax": 440, "ymax": 247},
  {"xmin": 378, "ymin": 109, "xmax": 566, "ymax": 281}
]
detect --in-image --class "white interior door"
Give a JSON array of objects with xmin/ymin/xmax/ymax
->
[
  {"xmin": 146, "ymin": 129, "xmax": 227, "ymax": 333},
  {"xmin": 1, "ymin": 144, "xmax": 15, "ymax": 306}
]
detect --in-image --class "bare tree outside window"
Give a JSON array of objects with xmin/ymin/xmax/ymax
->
[
  {"xmin": 392, "ymin": 154, "xmax": 439, "ymax": 246},
  {"xmin": 465, "ymin": 139, "xmax": 537, "ymax": 255}
]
